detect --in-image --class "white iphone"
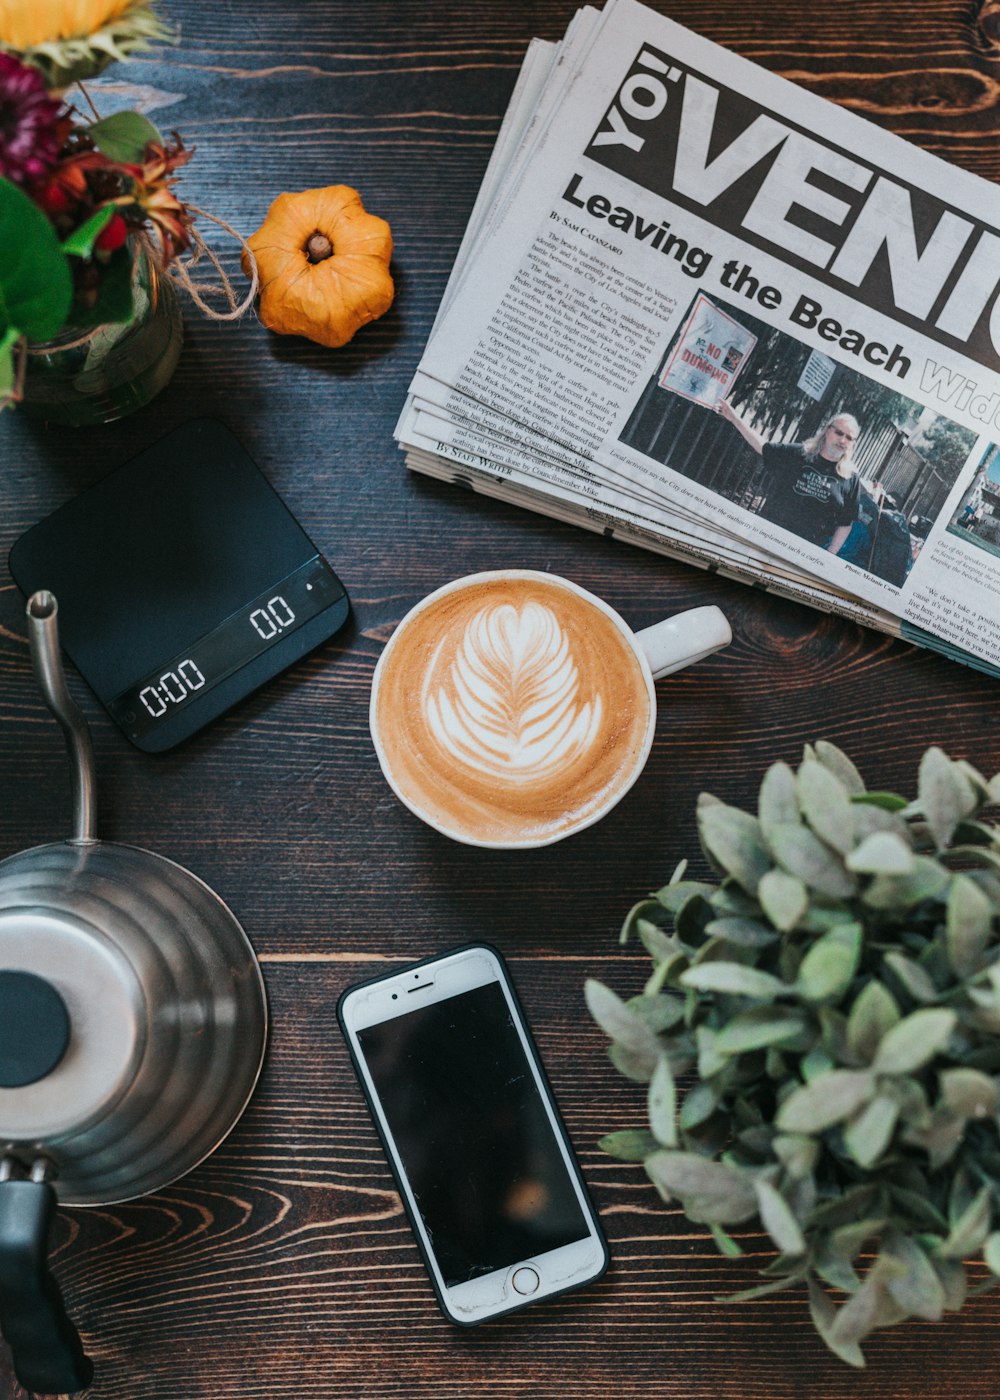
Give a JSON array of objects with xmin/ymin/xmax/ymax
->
[{"xmin": 338, "ymin": 943, "xmax": 609, "ymax": 1324}]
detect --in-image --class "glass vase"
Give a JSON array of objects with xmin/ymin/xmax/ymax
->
[{"xmin": 22, "ymin": 242, "xmax": 184, "ymax": 427}]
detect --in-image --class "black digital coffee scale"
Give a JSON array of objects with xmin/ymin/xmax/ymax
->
[{"xmin": 9, "ymin": 418, "xmax": 350, "ymax": 752}]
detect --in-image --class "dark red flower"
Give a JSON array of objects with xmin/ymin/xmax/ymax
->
[
  {"xmin": 94, "ymin": 212, "xmax": 127, "ymax": 252},
  {"xmin": 0, "ymin": 54, "xmax": 67, "ymax": 187}
]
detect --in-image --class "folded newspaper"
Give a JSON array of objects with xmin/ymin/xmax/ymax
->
[{"xmin": 397, "ymin": 0, "xmax": 1000, "ymax": 679}]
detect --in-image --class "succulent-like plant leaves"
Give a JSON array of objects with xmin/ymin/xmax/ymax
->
[
  {"xmin": 939, "ymin": 1185, "xmax": 993, "ymax": 1259},
  {"xmin": 768, "ymin": 823, "xmax": 857, "ymax": 898},
  {"xmin": 712, "ymin": 1010, "xmax": 805, "ymax": 1057},
  {"xmin": 919, "ymin": 747, "xmax": 978, "ymax": 850},
  {"xmin": 645, "ymin": 1150, "xmax": 757, "ymax": 1224},
  {"xmin": 939, "ymin": 1067, "xmax": 998, "ymax": 1119},
  {"xmin": 648, "ymin": 1056, "xmax": 677, "ymax": 1147},
  {"xmin": 872, "ymin": 1008, "xmax": 956, "ymax": 1075},
  {"xmin": 883, "ymin": 951, "xmax": 937, "ymax": 1003},
  {"xmin": 813, "ymin": 741, "xmax": 866, "ymax": 796},
  {"xmin": 847, "ymin": 981, "xmax": 901, "ymax": 1063},
  {"xmin": 697, "ymin": 803, "xmax": 770, "ymax": 894},
  {"xmin": 843, "ymin": 1094, "xmax": 898, "ymax": 1168},
  {"xmin": 680, "ymin": 962, "xmax": 786, "ymax": 1000},
  {"xmin": 808, "ymin": 1279, "xmax": 866, "ymax": 1368},
  {"xmin": 598, "ymin": 1129, "xmax": 660, "ymax": 1161},
  {"xmin": 796, "ymin": 925, "xmax": 861, "ymax": 1003},
  {"xmin": 798, "ymin": 759, "xmax": 855, "ymax": 855},
  {"xmin": 591, "ymin": 744, "xmax": 1000, "ymax": 1366},
  {"xmin": 776, "ymin": 1069, "xmax": 874, "ymax": 1134},
  {"xmin": 846, "ymin": 832, "xmax": 915, "ymax": 875},
  {"xmin": 884, "ymin": 1232, "xmax": 946, "ymax": 1320},
  {"xmin": 758, "ymin": 869, "xmax": 808, "ymax": 932},
  {"xmin": 758, "ymin": 761, "xmax": 799, "ymax": 835},
  {"xmin": 754, "ymin": 1179, "xmax": 805, "ymax": 1256},
  {"xmin": 585, "ymin": 979, "xmax": 661, "ymax": 1061},
  {"xmin": 946, "ymin": 875, "xmax": 994, "ymax": 978}
]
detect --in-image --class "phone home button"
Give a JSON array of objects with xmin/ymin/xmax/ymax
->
[{"xmin": 511, "ymin": 1266, "xmax": 540, "ymax": 1296}]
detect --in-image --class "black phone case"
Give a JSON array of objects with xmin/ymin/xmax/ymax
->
[{"xmin": 336, "ymin": 942, "xmax": 610, "ymax": 1326}]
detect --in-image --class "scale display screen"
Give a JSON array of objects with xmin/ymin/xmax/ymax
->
[{"xmin": 9, "ymin": 419, "xmax": 350, "ymax": 752}]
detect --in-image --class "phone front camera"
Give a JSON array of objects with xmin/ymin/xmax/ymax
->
[{"xmin": 391, "ymin": 993, "xmax": 398, "ymax": 1000}]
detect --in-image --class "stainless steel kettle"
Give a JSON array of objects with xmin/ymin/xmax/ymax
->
[{"xmin": 0, "ymin": 592, "xmax": 268, "ymax": 1394}]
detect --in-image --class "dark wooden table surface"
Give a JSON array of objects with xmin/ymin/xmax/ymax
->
[{"xmin": 2, "ymin": 1, "xmax": 999, "ymax": 1396}]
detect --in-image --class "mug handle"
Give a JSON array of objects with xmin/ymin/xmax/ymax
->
[{"xmin": 634, "ymin": 605, "xmax": 732, "ymax": 680}]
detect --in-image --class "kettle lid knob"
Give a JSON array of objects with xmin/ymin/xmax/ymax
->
[{"xmin": 0, "ymin": 971, "xmax": 70, "ymax": 1088}]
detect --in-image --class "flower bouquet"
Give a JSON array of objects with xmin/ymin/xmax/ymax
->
[{"xmin": 0, "ymin": 3, "xmax": 195, "ymax": 419}]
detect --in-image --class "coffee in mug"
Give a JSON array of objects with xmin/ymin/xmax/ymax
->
[{"xmin": 370, "ymin": 571, "xmax": 730, "ymax": 848}]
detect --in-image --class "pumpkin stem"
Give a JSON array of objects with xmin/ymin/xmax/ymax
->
[{"xmin": 306, "ymin": 232, "xmax": 333, "ymax": 263}]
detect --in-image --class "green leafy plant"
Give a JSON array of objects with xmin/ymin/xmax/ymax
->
[{"xmin": 587, "ymin": 743, "xmax": 1000, "ymax": 1366}]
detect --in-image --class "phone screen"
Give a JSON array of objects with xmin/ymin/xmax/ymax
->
[{"xmin": 357, "ymin": 980, "xmax": 591, "ymax": 1286}]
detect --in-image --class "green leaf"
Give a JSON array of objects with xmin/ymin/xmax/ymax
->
[
  {"xmin": 757, "ymin": 761, "xmax": 799, "ymax": 835},
  {"xmin": 768, "ymin": 823, "xmax": 857, "ymax": 898},
  {"xmin": 939, "ymin": 1067, "xmax": 998, "ymax": 1120},
  {"xmin": 0, "ymin": 324, "xmax": 18, "ymax": 403},
  {"xmin": 585, "ymin": 979, "xmax": 661, "ymax": 1065},
  {"xmin": 946, "ymin": 874, "xmax": 994, "ymax": 979},
  {"xmin": 884, "ymin": 1233, "xmax": 946, "ymax": 1320},
  {"xmin": 873, "ymin": 1009, "xmax": 956, "ymax": 1076},
  {"xmin": 939, "ymin": 1185, "xmax": 994, "ymax": 1259},
  {"xmin": 754, "ymin": 1178, "xmax": 806, "ymax": 1256},
  {"xmin": 61, "ymin": 206, "xmax": 115, "ymax": 259},
  {"xmin": 919, "ymin": 747, "xmax": 978, "ymax": 850},
  {"xmin": 709, "ymin": 1223, "xmax": 744, "ymax": 1257},
  {"xmin": 696, "ymin": 1025, "xmax": 727, "ymax": 1080},
  {"xmin": 0, "ymin": 176, "xmax": 73, "ymax": 340},
  {"xmin": 798, "ymin": 758, "xmax": 855, "ymax": 855},
  {"xmin": 845, "ymin": 831, "xmax": 916, "ymax": 876},
  {"xmin": 88, "ymin": 111, "xmax": 162, "ymax": 163},
  {"xmin": 776, "ymin": 1070, "xmax": 874, "ymax": 1134},
  {"xmin": 630, "ymin": 992, "xmax": 685, "ymax": 1034},
  {"xmin": 757, "ymin": 869, "xmax": 808, "ymax": 932},
  {"xmin": 74, "ymin": 243, "xmax": 135, "ymax": 327},
  {"xmin": 703, "ymin": 916, "xmax": 778, "ymax": 948},
  {"xmin": 697, "ymin": 803, "xmax": 771, "ymax": 895},
  {"xmin": 843, "ymin": 1095, "xmax": 899, "ymax": 1168},
  {"xmin": 853, "ymin": 791, "xmax": 907, "ymax": 811},
  {"xmin": 644, "ymin": 1150, "xmax": 758, "ymax": 1224},
  {"xmin": 648, "ymin": 1056, "xmax": 677, "ymax": 1148},
  {"xmin": 597, "ymin": 1129, "xmax": 659, "ymax": 1161},
  {"xmin": 983, "ymin": 1231, "xmax": 1000, "ymax": 1275},
  {"xmin": 883, "ymin": 951, "xmax": 938, "ymax": 1003},
  {"xmin": 679, "ymin": 1081, "xmax": 718, "ymax": 1131},
  {"xmin": 773, "ymin": 1133, "xmax": 819, "ymax": 1179},
  {"xmin": 608, "ymin": 1041, "xmax": 657, "ymax": 1083},
  {"xmin": 814, "ymin": 740, "xmax": 866, "ymax": 796},
  {"xmin": 808, "ymin": 1280, "xmax": 866, "ymax": 1368},
  {"xmin": 796, "ymin": 924, "xmax": 861, "ymax": 1003},
  {"xmin": 863, "ymin": 856, "xmax": 950, "ymax": 910},
  {"xmin": 715, "ymin": 1008, "xmax": 807, "ymax": 1055},
  {"xmin": 620, "ymin": 897, "xmax": 663, "ymax": 945},
  {"xmin": 847, "ymin": 981, "xmax": 901, "ymax": 1064},
  {"xmin": 680, "ymin": 962, "xmax": 787, "ymax": 1000}
]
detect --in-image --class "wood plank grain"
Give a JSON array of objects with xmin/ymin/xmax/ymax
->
[{"xmin": 2, "ymin": 0, "xmax": 1000, "ymax": 1395}]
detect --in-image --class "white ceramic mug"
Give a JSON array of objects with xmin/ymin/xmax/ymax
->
[{"xmin": 370, "ymin": 570, "xmax": 731, "ymax": 849}]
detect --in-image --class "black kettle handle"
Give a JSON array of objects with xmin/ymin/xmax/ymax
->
[{"xmin": 0, "ymin": 1176, "xmax": 93, "ymax": 1394}]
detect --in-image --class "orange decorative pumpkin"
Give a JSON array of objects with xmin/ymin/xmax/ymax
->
[{"xmin": 242, "ymin": 185, "xmax": 393, "ymax": 348}]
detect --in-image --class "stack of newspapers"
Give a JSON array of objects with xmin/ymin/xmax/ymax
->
[{"xmin": 396, "ymin": 0, "xmax": 1000, "ymax": 679}]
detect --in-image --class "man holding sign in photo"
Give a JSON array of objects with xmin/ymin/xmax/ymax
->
[{"xmin": 715, "ymin": 400, "xmax": 863, "ymax": 554}]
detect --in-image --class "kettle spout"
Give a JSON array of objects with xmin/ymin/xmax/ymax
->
[{"xmin": 26, "ymin": 592, "xmax": 97, "ymax": 845}]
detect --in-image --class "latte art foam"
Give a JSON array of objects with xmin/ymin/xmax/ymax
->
[
  {"xmin": 372, "ymin": 574, "xmax": 653, "ymax": 846},
  {"xmin": 425, "ymin": 601, "xmax": 602, "ymax": 781}
]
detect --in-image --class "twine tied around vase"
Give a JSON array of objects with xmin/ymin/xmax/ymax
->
[{"xmin": 6, "ymin": 212, "xmax": 259, "ymax": 410}]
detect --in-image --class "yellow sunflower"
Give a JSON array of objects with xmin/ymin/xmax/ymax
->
[{"xmin": 0, "ymin": 0, "xmax": 174, "ymax": 86}]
